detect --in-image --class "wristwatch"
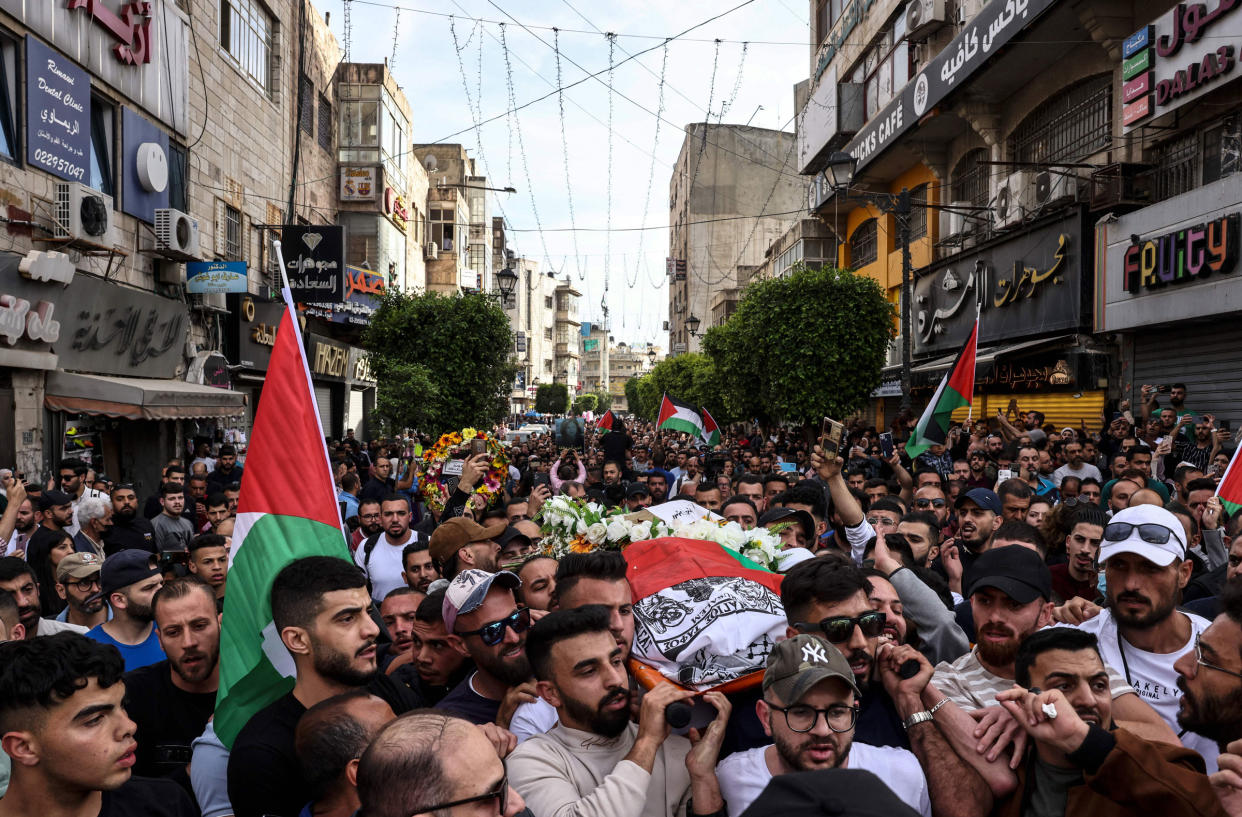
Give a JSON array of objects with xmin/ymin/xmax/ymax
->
[{"xmin": 902, "ymin": 697, "xmax": 949, "ymax": 730}]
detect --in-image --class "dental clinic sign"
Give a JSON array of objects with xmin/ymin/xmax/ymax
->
[
  {"xmin": 26, "ymin": 37, "xmax": 90, "ymax": 183},
  {"xmin": 1121, "ymin": 0, "xmax": 1241, "ymax": 132}
]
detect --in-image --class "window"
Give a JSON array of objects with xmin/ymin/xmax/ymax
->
[
  {"xmin": 317, "ymin": 93, "xmax": 332, "ymax": 151},
  {"xmin": 850, "ymin": 24, "xmax": 910, "ymax": 121},
  {"xmin": 909, "ymin": 184, "xmax": 929, "ymax": 240},
  {"xmin": 1152, "ymin": 132, "xmax": 1198, "ymax": 201},
  {"xmin": 223, "ymin": 204, "xmax": 241, "ymax": 260},
  {"xmin": 381, "ymin": 90, "xmax": 406, "ymax": 183},
  {"xmin": 339, "ymin": 83, "xmax": 380, "ymax": 163},
  {"xmin": 544, "ymin": 328, "xmax": 553, "ymax": 341},
  {"xmin": 544, "ymin": 359, "xmax": 553, "ymax": 374},
  {"xmin": 951, "ymin": 148, "xmax": 990, "ymax": 207},
  {"xmin": 89, "ymin": 96, "xmax": 115, "ymax": 196},
  {"xmin": 815, "ymin": 0, "xmax": 846, "ymax": 45},
  {"xmin": 169, "ymin": 142, "xmax": 188, "ymax": 212},
  {"xmin": 0, "ymin": 33, "xmax": 17, "ymax": 163},
  {"xmin": 430, "ymin": 206, "xmax": 455, "ymax": 251},
  {"xmin": 1009, "ymin": 74, "xmax": 1112, "ymax": 165},
  {"xmin": 544, "ymin": 296, "xmax": 554, "ymax": 309},
  {"xmin": 299, "ymin": 76, "xmax": 313, "ymax": 134},
  {"xmin": 850, "ymin": 218, "xmax": 878, "ymax": 267},
  {"xmin": 220, "ymin": 0, "xmax": 272, "ymax": 91}
]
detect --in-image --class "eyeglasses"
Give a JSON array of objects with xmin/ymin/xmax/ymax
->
[
  {"xmin": 456, "ymin": 607, "xmax": 532, "ymax": 646},
  {"xmin": 1103, "ymin": 522, "xmax": 1182, "ymax": 548},
  {"xmin": 1193, "ymin": 635, "xmax": 1242, "ymax": 680},
  {"xmin": 63, "ymin": 576, "xmax": 101, "ymax": 592},
  {"xmin": 413, "ymin": 767, "xmax": 509, "ymax": 816},
  {"xmin": 866, "ymin": 516, "xmax": 898, "ymax": 527},
  {"xmin": 915, "ymin": 498, "xmax": 946, "ymax": 509},
  {"xmin": 767, "ymin": 702, "xmax": 859, "ymax": 733},
  {"xmin": 794, "ymin": 611, "xmax": 885, "ymax": 643}
]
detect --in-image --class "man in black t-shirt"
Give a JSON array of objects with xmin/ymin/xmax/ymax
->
[
  {"xmin": 599, "ymin": 419, "xmax": 634, "ymax": 476},
  {"xmin": 227, "ymin": 556, "xmax": 423, "ymax": 817},
  {"xmin": 0, "ymin": 633, "xmax": 196, "ymax": 817},
  {"xmin": 104, "ymin": 484, "xmax": 156, "ymax": 555},
  {"xmin": 123, "ymin": 576, "xmax": 220, "ymax": 799}
]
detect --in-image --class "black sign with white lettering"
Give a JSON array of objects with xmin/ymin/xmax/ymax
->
[{"xmin": 282, "ymin": 225, "xmax": 346, "ymax": 303}]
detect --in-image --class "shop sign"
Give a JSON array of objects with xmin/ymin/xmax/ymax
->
[
  {"xmin": 26, "ymin": 36, "xmax": 90, "ymax": 183},
  {"xmin": 383, "ymin": 188, "xmax": 409, "ymax": 233},
  {"xmin": 66, "ymin": 0, "xmax": 153, "ymax": 65},
  {"xmin": 0, "ymin": 294, "xmax": 60, "ymax": 345},
  {"xmin": 303, "ymin": 265, "xmax": 384, "ymax": 326},
  {"xmin": 306, "ymin": 332, "xmax": 351, "ymax": 382},
  {"xmin": 914, "ymin": 210, "xmax": 1086, "ymax": 355},
  {"xmin": 1122, "ymin": 0, "xmax": 1241, "ymax": 132},
  {"xmin": 234, "ymin": 296, "xmax": 290, "ymax": 371},
  {"xmin": 1123, "ymin": 211, "xmax": 1239, "ymax": 292},
  {"xmin": 348, "ymin": 346, "xmax": 375, "ymax": 385},
  {"xmin": 187, "ymin": 261, "xmax": 249, "ymax": 293},
  {"xmin": 340, "ymin": 166, "xmax": 377, "ymax": 201},
  {"xmin": 835, "ymin": 0, "xmax": 1055, "ymax": 178},
  {"xmin": 282, "ymin": 224, "xmax": 346, "ymax": 303},
  {"xmin": 58, "ymin": 274, "xmax": 188, "ymax": 378}
]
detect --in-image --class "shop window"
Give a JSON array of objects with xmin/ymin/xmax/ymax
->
[
  {"xmin": 951, "ymin": 148, "xmax": 990, "ymax": 208},
  {"xmin": 168, "ymin": 142, "xmax": 188, "ymax": 212},
  {"xmin": 909, "ymin": 184, "xmax": 929, "ymax": 240},
  {"xmin": 0, "ymin": 33, "xmax": 17, "ymax": 164},
  {"xmin": 317, "ymin": 93, "xmax": 332, "ymax": 152},
  {"xmin": 220, "ymin": 0, "xmax": 272, "ymax": 92},
  {"xmin": 850, "ymin": 218, "xmax": 878, "ymax": 267},
  {"xmin": 89, "ymin": 96, "xmax": 115, "ymax": 197},
  {"xmin": 298, "ymin": 76, "xmax": 313, "ymax": 134},
  {"xmin": 1008, "ymin": 74, "xmax": 1112, "ymax": 164}
]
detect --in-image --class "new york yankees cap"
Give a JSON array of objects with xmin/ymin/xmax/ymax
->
[{"xmin": 764, "ymin": 634, "xmax": 861, "ymax": 704}]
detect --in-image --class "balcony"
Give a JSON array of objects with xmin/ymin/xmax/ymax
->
[{"xmin": 554, "ymin": 342, "xmax": 580, "ymax": 358}]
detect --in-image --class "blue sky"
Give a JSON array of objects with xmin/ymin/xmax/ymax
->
[{"xmin": 314, "ymin": 0, "xmax": 810, "ymax": 344}]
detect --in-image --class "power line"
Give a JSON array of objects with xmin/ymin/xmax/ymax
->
[
  {"xmin": 552, "ymin": 29, "xmax": 585, "ymax": 282},
  {"xmin": 500, "ymin": 23, "xmax": 553, "ymax": 269},
  {"xmin": 506, "ymin": 207, "xmax": 811, "ymax": 232}
]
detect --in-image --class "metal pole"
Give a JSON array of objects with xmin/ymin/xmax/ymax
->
[{"xmin": 898, "ymin": 188, "xmax": 913, "ymax": 414}]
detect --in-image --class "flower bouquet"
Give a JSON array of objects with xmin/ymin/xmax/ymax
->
[{"xmin": 418, "ymin": 427, "xmax": 508, "ymax": 513}]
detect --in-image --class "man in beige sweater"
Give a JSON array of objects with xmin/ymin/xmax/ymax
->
[{"xmin": 508, "ymin": 606, "xmax": 731, "ymax": 817}]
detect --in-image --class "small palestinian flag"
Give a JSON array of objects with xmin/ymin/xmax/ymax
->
[
  {"xmin": 214, "ymin": 283, "xmax": 352, "ymax": 749},
  {"xmin": 905, "ymin": 318, "xmax": 978, "ymax": 460},
  {"xmin": 701, "ymin": 407, "xmax": 721, "ymax": 447},
  {"xmin": 658, "ymin": 393, "xmax": 707, "ymax": 440},
  {"xmin": 597, "ymin": 409, "xmax": 616, "ymax": 434},
  {"xmin": 1217, "ymin": 447, "xmax": 1242, "ymax": 516}
]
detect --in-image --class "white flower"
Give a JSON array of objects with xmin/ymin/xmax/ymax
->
[
  {"xmin": 576, "ymin": 519, "xmax": 588, "ymax": 535},
  {"xmin": 629, "ymin": 520, "xmax": 653, "ymax": 541},
  {"xmin": 606, "ymin": 519, "xmax": 630, "ymax": 542},
  {"xmin": 585, "ymin": 522, "xmax": 608, "ymax": 544}
]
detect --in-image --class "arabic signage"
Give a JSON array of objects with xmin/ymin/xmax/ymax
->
[
  {"xmin": 26, "ymin": 36, "xmax": 90, "ymax": 183},
  {"xmin": 232, "ymin": 296, "xmax": 286, "ymax": 371},
  {"xmin": 1121, "ymin": 0, "xmax": 1240, "ymax": 132},
  {"xmin": 832, "ymin": 0, "xmax": 1056, "ymax": 179},
  {"xmin": 812, "ymin": 0, "xmax": 893, "ymax": 83},
  {"xmin": 302, "ymin": 265, "xmax": 385, "ymax": 326},
  {"xmin": 58, "ymin": 274, "xmax": 188, "ymax": 378},
  {"xmin": 66, "ymin": 0, "xmax": 153, "ymax": 65},
  {"xmin": 383, "ymin": 188, "xmax": 409, "ymax": 233},
  {"xmin": 340, "ymin": 166, "xmax": 377, "ymax": 201},
  {"xmin": 187, "ymin": 261, "xmax": 249, "ymax": 294},
  {"xmin": 914, "ymin": 210, "xmax": 1086, "ymax": 355},
  {"xmin": 282, "ymin": 224, "xmax": 346, "ymax": 303}
]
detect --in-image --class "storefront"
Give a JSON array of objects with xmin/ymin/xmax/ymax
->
[
  {"xmin": 227, "ymin": 295, "xmax": 286, "ymax": 434},
  {"xmin": 910, "ymin": 208, "xmax": 1111, "ymax": 428},
  {"xmin": 305, "ymin": 332, "xmax": 376, "ymax": 439},
  {"xmin": 1096, "ymin": 174, "xmax": 1242, "ymax": 424}
]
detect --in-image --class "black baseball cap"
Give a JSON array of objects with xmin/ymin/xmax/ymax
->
[
  {"xmin": 88, "ymin": 549, "xmax": 162, "ymax": 604},
  {"xmin": 759, "ymin": 507, "xmax": 815, "ymax": 541},
  {"xmin": 964, "ymin": 545, "xmax": 1052, "ymax": 604},
  {"xmin": 37, "ymin": 489, "xmax": 74, "ymax": 511},
  {"xmin": 496, "ymin": 525, "xmax": 533, "ymax": 550},
  {"xmin": 626, "ymin": 482, "xmax": 650, "ymax": 498},
  {"xmin": 955, "ymin": 487, "xmax": 1002, "ymax": 515},
  {"xmin": 739, "ymin": 768, "xmax": 921, "ymax": 817}
]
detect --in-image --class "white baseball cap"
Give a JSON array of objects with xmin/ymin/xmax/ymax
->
[
  {"xmin": 1100, "ymin": 504, "xmax": 1187, "ymax": 567},
  {"xmin": 442, "ymin": 569, "xmax": 520, "ymax": 634}
]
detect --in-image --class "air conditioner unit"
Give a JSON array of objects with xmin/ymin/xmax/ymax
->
[
  {"xmin": 943, "ymin": 200, "xmax": 974, "ymax": 237},
  {"xmin": 957, "ymin": 0, "xmax": 986, "ymax": 24},
  {"xmin": 156, "ymin": 262, "xmax": 184, "ymax": 285},
  {"xmin": 154, "ymin": 208, "xmax": 200, "ymax": 258},
  {"xmin": 54, "ymin": 182, "xmax": 115, "ymax": 246},
  {"xmin": 425, "ymin": 242, "xmax": 438, "ymax": 260},
  {"xmin": 191, "ymin": 292, "xmax": 227, "ymax": 311},
  {"xmin": 1031, "ymin": 169, "xmax": 1076, "ymax": 209},
  {"xmin": 994, "ymin": 173, "xmax": 1030, "ymax": 229},
  {"xmin": 906, "ymin": 0, "xmax": 947, "ymax": 40}
]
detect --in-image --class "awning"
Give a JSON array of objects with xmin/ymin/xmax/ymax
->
[
  {"xmin": 910, "ymin": 335, "xmax": 1076, "ymax": 376},
  {"xmin": 45, "ymin": 372, "xmax": 246, "ymax": 421}
]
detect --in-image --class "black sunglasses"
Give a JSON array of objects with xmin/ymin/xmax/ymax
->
[
  {"xmin": 794, "ymin": 611, "xmax": 885, "ymax": 643},
  {"xmin": 915, "ymin": 498, "xmax": 946, "ymax": 508},
  {"xmin": 413, "ymin": 767, "xmax": 509, "ymax": 816},
  {"xmin": 1103, "ymin": 522, "xmax": 1182, "ymax": 548},
  {"xmin": 456, "ymin": 607, "xmax": 532, "ymax": 646}
]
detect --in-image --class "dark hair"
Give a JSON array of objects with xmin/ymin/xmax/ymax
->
[
  {"xmin": 781, "ymin": 559, "xmax": 872, "ymax": 624},
  {"xmin": 340, "ymin": 473, "xmax": 361, "ymax": 494},
  {"xmin": 383, "ymin": 587, "xmax": 422, "ymax": 602},
  {"xmin": 381, "ymin": 493, "xmax": 409, "ymax": 508},
  {"xmin": 1219, "ymin": 583, "xmax": 1242, "ymax": 640},
  {"xmin": 721, "ymin": 495, "xmax": 759, "ymax": 517},
  {"xmin": 205, "ymin": 492, "xmax": 229, "ymax": 509},
  {"xmin": 1165, "ymin": 501, "xmax": 1199, "ymax": 537},
  {"xmin": 505, "ymin": 496, "xmax": 530, "ymax": 511},
  {"xmin": 863, "ymin": 477, "xmax": 889, "ymax": 491},
  {"xmin": 554, "ymin": 551, "xmax": 628, "ymax": 605},
  {"xmin": 152, "ymin": 574, "xmax": 217, "ymax": 620},
  {"xmin": 736, "ymin": 474, "xmax": 762, "ymax": 490},
  {"xmin": 762, "ymin": 474, "xmax": 790, "ymax": 490},
  {"xmin": 57, "ymin": 459, "xmax": 88, "ymax": 476},
  {"xmin": 1186, "ymin": 477, "xmax": 1219, "ymax": 494},
  {"xmin": 525, "ymin": 605, "xmax": 613, "ymax": 681},
  {"xmin": 22, "ymin": 531, "xmax": 69, "ymax": 617},
  {"xmin": 296, "ymin": 688, "xmax": 384, "ymax": 802},
  {"xmin": 782, "ymin": 485, "xmax": 828, "ymax": 520},
  {"xmin": 189, "ymin": 533, "xmax": 228, "ymax": 554},
  {"xmin": 414, "ymin": 590, "xmax": 446, "ymax": 625},
  {"xmin": 1173, "ymin": 464, "xmax": 1203, "ymax": 485},
  {"xmin": 358, "ymin": 498, "xmax": 382, "ymax": 513},
  {"xmin": 1069, "ymin": 506, "xmax": 1108, "ymax": 530},
  {"xmin": 0, "ymin": 632, "xmax": 125, "ymax": 732},
  {"xmin": 0, "ymin": 555, "xmax": 35, "ymax": 585},
  {"xmin": 271, "ymin": 557, "xmax": 367, "ymax": 631},
  {"xmin": 695, "ymin": 481, "xmax": 721, "ymax": 495},
  {"xmin": 401, "ymin": 538, "xmax": 430, "ymax": 566},
  {"xmin": 1081, "ymin": 477, "xmax": 1103, "ymax": 490},
  {"xmin": 1060, "ymin": 476, "xmax": 1083, "ymax": 493},
  {"xmin": 1014, "ymin": 629, "xmax": 1101, "ymax": 687},
  {"xmin": 993, "ymin": 520, "xmax": 1047, "ymax": 556},
  {"xmin": 1126, "ymin": 445, "xmax": 1153, "ymax": 461},
  {"xmin": 218, "ymin": 444, "xmax": 237, "ymax": 456},
  {"xmin": 0, "ymin": 592, "xmax": 18, "ymax": 631},
  {"xmin": 869, "ymin": 497, "xmax": 905, "ymax": 517},
  {"xmin": 900, "ymin": 511, "xmax": 942, "ymax": 546},
  {"xmin": 160, "ymin": 481, "xmax": 185, "ymax": 498},
  {"xmin": 357, "ymin": 710, "xmax": 470, "ymax": 817},
  {"xmin": 997, "ymin": 479, "xmax": 1034, "ymax": 501}
]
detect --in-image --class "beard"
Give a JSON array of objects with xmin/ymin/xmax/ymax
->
[
  {"xmin": 1178, "ymin": 678, "xmax": 1242, "ymax": 746},
  {"xmin": 113, "ymin": 506, "xmax": 136, "ymax": 524},
  {"xmin": 313, "ymin": 641, "xmax": 378, "ymax": 687},
  {"xmin": 126, "ymin": 598, "xmax": 155, "ymax": 624},
  {"xmin": 1110, "ymin": 589, "xmax": 1177, "ymax": 630},
  {"xmin": 562, "ymin": 685, "xmax": 632, "ymax": 738},
  {"xmin": 841, "ymin": 647, "xmax": 873, "ymax": 692},
  {"xmin": 773, "ymin": 728, "xmax": 851, "ymax": 771},
  {"xmin": 976, "ymin": 624, "xmax": 1022, "ymax": 668},
  {"xmin": 475, "ymin": 645, "xmax": 533, "ymax": 687},
  {"xmin": 170, "ymin": 645, "xmax": 220, "ymax": 685}
]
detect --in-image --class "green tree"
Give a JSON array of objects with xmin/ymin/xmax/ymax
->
[
  {"xmin": 624, "ymin": 377, "xmax": 642, "ymax": 417},
  {"xmin": 592, "ymin": 390, "xmax": 613, "ymax": 412},
  {"xmin": 702, "ymin": 264, "xmax": 894, "ymax": 428},
  {"xmin": 630, "ymin": 352, "xmax": 733, "ymax": 423},
  {"xmin": 362, "ymin": 290, "xmax": 515, "ymax": 433},
  {"xmin": 535, "ymin": 383, "xmax": 570, "ymax": 414},
  {"xmin": 572, "ymin": 393, "xmax": 598, "ymax": 414}
]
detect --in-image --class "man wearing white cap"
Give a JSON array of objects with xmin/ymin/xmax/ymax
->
[{"xmin": 1071, "ymin": 504, "xmax": 1218, "ymax": 770}]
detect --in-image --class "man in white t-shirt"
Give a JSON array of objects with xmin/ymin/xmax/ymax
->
[
  {"xmin": 1052, "ymin": 440, "xmax": 1102, "ymax": 487},
  {"xmin": 355, "ymin": 494, "xmax": 418, "ymax": 603},
  {"xmin": 715, "ymin": 634, "xmax": 932, "ymax": 817}
]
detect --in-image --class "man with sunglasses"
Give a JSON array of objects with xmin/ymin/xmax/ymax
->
[
  {"xmin": 1072, "ymin": 503, "xmax": 1220, "ymax": 771},
  {"xmin": 53, "ymin": 552, "xmax": 107, "ymax": 629},
  {"xmin": 913, "ymin": 485, "xmax": 950, "ymax": 529},
  {"xmin": 439, "ymin": 569, "xmax": 552, "ymax": 731}
]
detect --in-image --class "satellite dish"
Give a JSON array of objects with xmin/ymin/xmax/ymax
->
[{"xmin": 424, "ymin": 154, "xmax": 439, "ymax": 171}]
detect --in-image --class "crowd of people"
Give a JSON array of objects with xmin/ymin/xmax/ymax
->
[{"xmin": 2, "ymin": 383, "xmax": 1242, "ymax": 817}]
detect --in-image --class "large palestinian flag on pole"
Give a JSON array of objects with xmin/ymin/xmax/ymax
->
[
  {"xmin": 658, "ymin": 393, "xmax": 707, "ymax": 440},
  {"xmin": 701, "ymin": 407, "xmax": 721, "ymax": 447},
  {"xmin": 1216, "ymin": 446, "xmax": 1242, "ymax": 516},
  {"xmin": 215, "ymin": 257, "xmax": 351, "ymax": 749},
  {"xmin": 905, "ymin": 318, "xmax": 979, "ymax": 460}
]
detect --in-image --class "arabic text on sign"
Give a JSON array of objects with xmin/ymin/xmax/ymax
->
[
  {"xmin": 993, "ymin": 234, "xmax": 1069, "ymax": 308},
  {"xmin": 0, "ymin": 295, "xmax": 62, "ymax": 345},
  {"xmin": 66, "ymin": 0, "xmax": 154, "ymax": 66},
  {"xmin": 71, "ymin": 304, "xmax": 183, "ymax": 366}
]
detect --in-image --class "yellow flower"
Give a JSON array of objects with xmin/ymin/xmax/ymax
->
[{"xmin": 462, "ymin": 427, "xmax": 478, "ymax": 440}]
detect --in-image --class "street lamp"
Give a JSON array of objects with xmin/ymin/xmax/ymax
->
[
  {"xmin": 495, "ymin": 267, "xmax": 518, "ymax": 304},
  {"xmin": 685, "ymin": 314, "xmax": 702, "ymax": 337},
  {"xmin": 437, "ymin": 183, "xmax": 518, "ymax": 194},
  {"xmin": 647, "ymin": 348, "xmax": 657, "ymax": 364}
]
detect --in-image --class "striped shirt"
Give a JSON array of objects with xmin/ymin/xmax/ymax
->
[{"xmin": 933, "ymin": 648, "xmax": 1134, "ymax": 710}]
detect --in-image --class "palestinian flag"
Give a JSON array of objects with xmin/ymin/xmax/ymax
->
[
  {"xmin": 1217, "ymin": 447, "xmax": 1242, "ymax": 516},
  {"xmin": 215, "ymin": 286, "xmax": 351, "ymax": 749},
  {"xmin": 658, "ymin": 393, "xmax": 707, "ymax": 439},
  {"xmin": 905, "ymin": 318, "xmax": 978, "ymax": 460},
  {"xmin": 701, "ymin": 407, "xmax": 721, "ymax": 447},
  {"xmin": 597, "ymin": 409, "xmax": 616, "ymax": 433}
]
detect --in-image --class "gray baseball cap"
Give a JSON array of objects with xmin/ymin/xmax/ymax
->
[{"xmin": 763, "ymin": 634, "xmax": 861, "ymax": 703}]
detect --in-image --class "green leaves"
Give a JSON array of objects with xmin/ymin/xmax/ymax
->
[
  {"xmin": 572, "ymin": 393, "xmax": 599, "ymax": 413},
  {"xmin": 362, "ymin": 290, "xmax": 516, "ymax": 434},
  {"xmin": 535, "ymin": 383, "xmax": 570, "ymax": 414}
]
